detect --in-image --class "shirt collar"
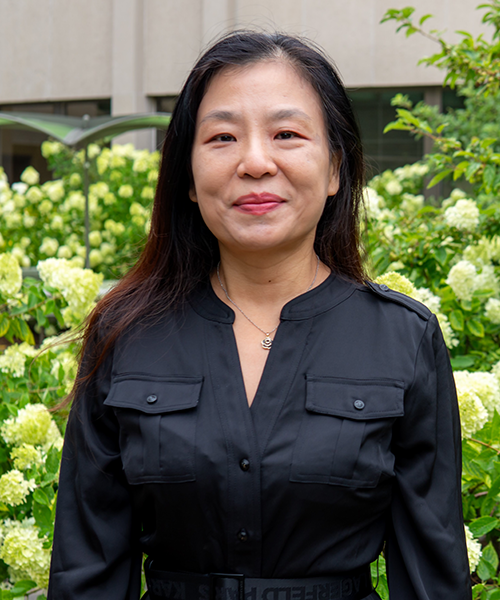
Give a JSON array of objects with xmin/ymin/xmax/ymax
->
[{"xmin": 190, "ymin": 272, "xmax": 360, "ymax": 323}]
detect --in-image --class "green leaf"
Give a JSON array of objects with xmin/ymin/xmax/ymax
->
[
  {"xmin": 427, "ymin": 169, "xmax": 453, "ymax": 188},
  {"xmin": 0, "ymin": 313, "xmax": 9, "ymax": 338},
  {"xmin": 419, "ymin": 14, "xmax": 433, "ymax": 26},
  {"xmin": 449, "ymin": 310, "xmax": 465, "ymax": 331},
  {"xmin": 433, "ymin": 247, "xmax": 447, "ymax": 266},
  {"xmin": 33, "ymin": 501, "xmax": 53, "ymax": 532},
  {"xmin": 383, "ymin": 121, "xmax": 412, "ymax": 134},
  {"xmin": 45, "ymin": 446, "xmax": 61, "ymax": 475},
  {"xmin": 483, "ymin": 542, "xmax": 499, "ymax": 571},
  {"xmin": 487, "ymin": 475, "xmax": 500, "ymax": 499},
  {"xmin": 477, "ymin": 556, "xmax": 496, "ymax": 581},
  {"xmin": 469, "ymin": 516, "xmax": 499, "ymax": 537},
  {"xmin": 465, "ymin": 162, "xmax": 482, "ymax": 180},
  {"xmin": 467, "ymin": 319, "xmax": 485, "ymax": 338},
  {"xmin": 9, "ymin": 580, "xmax": 37, "ymax": 596},
  {"xmin": 484, "ymin": 165, "xmax": 497, "ymax": 190},
  {"xmin": 450, "ymin": 355, "xmax": 475, "ymax": 369},
  {"xmin": 33, "ymin": 488, "xmax": 49, "ymax": 506}
]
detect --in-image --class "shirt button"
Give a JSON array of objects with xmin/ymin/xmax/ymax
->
[
  {"xmin": 379, "ymin": 284, "xmax": 389, "ymax": 291},
  {"xmin": 237, "ymin": 529, "xmax": 248, "ymax": 542},
  {"xmin": 354, "ymin": 399, "xmax": 365, "ymax": 410},
  {"xmin": 240, "ymin": 458, "xmax": 250, "ymax": 471},
  {"xmin": 146, "ymin": 395, "xmax": 158, "ymax": 404}
]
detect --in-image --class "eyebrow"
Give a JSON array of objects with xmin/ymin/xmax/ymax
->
[{"xmin": 199, "ymin": 108, "xmax": 312, "ymax": 126}]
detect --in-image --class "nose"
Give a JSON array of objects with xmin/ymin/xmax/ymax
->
[{"xmin": 236, "ymin": 137, "xmax": 278, "ymax": 179}]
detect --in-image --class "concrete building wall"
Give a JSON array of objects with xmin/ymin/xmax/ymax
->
[{"xmin": 0, "ymin": 0, "xmax": 490, "ymax": 151}]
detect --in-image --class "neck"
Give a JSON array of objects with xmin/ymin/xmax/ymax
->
[{"xmin": 213, "ymin": 246, "xmax": 330, "ymax": 311}]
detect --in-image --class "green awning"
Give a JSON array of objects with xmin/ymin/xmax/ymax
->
[{"xmin": 0, "ymin": 112, "xmax": 171, "ymax": 148}]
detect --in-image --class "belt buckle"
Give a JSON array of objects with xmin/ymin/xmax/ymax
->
[{"xmin": 209, "ymin": 572, "xmax": 245, "ymax": 600}]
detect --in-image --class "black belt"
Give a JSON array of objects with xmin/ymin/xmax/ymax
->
[{"xmin": 144, "ymin": 559, "xmax": 373, "ymax": 600}]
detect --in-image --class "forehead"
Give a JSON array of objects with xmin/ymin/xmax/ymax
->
[{"xmin": 196, "ymin": 59, "xmax": 325, "ymax": 123}]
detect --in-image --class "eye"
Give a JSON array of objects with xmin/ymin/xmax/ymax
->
[
  {"xmin": 275, "ymin": 131, "xmax": 298, "ymax": 140},
  {"xmin": 211, "ymin": 134, "xmax": 236, "ymax": 142}
]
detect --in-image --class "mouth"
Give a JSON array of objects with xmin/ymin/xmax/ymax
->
[{"xmin": 233, "ymin": 193, "xmax": 285, "ymax": 215}]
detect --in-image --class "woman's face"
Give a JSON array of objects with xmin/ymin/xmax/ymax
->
[{"xmin": 189, "ymin": 59, "xmax": 339, "ymax": 256}]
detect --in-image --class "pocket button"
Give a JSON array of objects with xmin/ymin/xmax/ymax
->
[
  {"xmin": 146, "ymin": 394, "xmax": 158, "ymax": 404},
  {"xmin": 353, "ymin": 399, "xmax": 365, "ymax": 410}
]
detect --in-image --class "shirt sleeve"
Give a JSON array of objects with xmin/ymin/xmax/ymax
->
[
  {"xmin": 385, "ymin": 314, "xmax": 472, "ymax": 600},
  {"xmin": 48, "ymin": 340, "xmax": 143, "ymax": 600}
]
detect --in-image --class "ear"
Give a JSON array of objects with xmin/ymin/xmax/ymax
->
[
  {"xmin": 327, "ymin": 153, "xmax": 341, "ymax": 197},
  {"xmin": 188, "ymin": 185, "xmax": 198, "ymax": 203}
]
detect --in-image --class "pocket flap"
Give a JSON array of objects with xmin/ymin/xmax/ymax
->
[
  {"xmin": 104, "ymin": 374, "xmax": 203, "ymax": 414},
  {"xmin": 305, "ymin": 376, "xmax": 404, "ymax": 420}
]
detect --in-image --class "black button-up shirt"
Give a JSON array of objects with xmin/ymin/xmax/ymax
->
[{"xmin": 48, "ymin": 275, "xmax": 471, "ymax": 600}]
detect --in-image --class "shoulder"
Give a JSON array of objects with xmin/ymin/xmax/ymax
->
[{"xmin": 355, "ymin": 280, "xmax": 432, "ymax": 321}]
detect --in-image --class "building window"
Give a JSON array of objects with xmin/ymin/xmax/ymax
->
[{"xmin": 348, "ymin": 87, "xmax": 465, "ymax": 177}]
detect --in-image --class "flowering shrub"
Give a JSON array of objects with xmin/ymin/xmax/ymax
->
[
  {"xmin": 0, "ymin": 141, "xmax": 158, "ymax": 278},
  {"xmin": 0, "ymin": 254, "xmax": 101, "ymax": 597},
  {"xmin": 366, "ymin": 160, "xmax": 500, "ymax": 597}
]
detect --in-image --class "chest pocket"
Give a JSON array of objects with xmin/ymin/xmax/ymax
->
[
  {"xmin": 290, "ymin": 376, "xmax": 404, "ymax": 488},
  {"xmin": 104, "ymin": 374, "xmax": 203, "ymax": 485}
]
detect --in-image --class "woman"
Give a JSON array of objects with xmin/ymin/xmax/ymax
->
[{"xmin": 48, "ymin": 32, "xmax": 471, "ymax": 600}]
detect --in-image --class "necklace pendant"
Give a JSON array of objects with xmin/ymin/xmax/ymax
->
[{"xmin": 261, "ymin": 336, "xmax": 273, "ymax": 350}]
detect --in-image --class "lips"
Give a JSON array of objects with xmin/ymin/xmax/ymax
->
[{"xmin": 233, "ymin": 193, "xmax": 285, "ymax": 215}]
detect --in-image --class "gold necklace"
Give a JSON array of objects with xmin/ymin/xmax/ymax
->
[{"xmin": 216, "ymin": 255, "xmax": 320, "ymax": 350}]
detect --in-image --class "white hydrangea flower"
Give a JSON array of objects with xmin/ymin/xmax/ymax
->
[
  {"xmin": 104, "ymin": 219, "xmax": 125, "ymax": 236},
  {"xmin": 20, "ymin": 166, "xmax": 40, "ymax": 186},
  {"xmin": 465, "ymin": 371, "xmax": 500, "ymax": 418},
  {"xmin": 0, "ymin": 470, "xmax": 36, "ymax": 506},
  {"xmin": 39, "ymin": 237, "xmax": 59, "ymax": 257},
  {"xmin": 0, "ymin": 343, "xmax": 37, "ymax": 378},
  {"xmin": 133, "ymin": 156, "xmax": 149, "ymax": 173},
  {"xmin": 363, "ymin": 187, "xmax": 384, "ymax": 219},
  {"xmin": 148, "ymin": 169, "xmax": 159, "ymax": 184},
  {"xmin": 141, "ymin": 186, "xmax": 155, "ymax": 200},
  {"xmin": 11, "ymin": 182, "xmax": 27, "ymax": 195},
  {"xmin": 110, "ymin": 154, "xmax": 126, "ymax": 169},
  {"xmin": 385, "ymin": 179, "xmax": 403, "ymax": 196},
  {"xmin": 11, "ymin": 444, "xmax": 43, "ymax": 471},
  {"xmin": 90, "ymin": 182, "xmax": 109, "ymax": 199},
  {"xmin": 374, "ymin": 272, "xmax": 416, "ymax": 297},
  {"xmin": 485, "ymin": 298, "xmax": 500, "ymax": 324},
  {"xmin": 37, "ymin": 258, "xmax": 103, "ymax": 326},
  {"xmin": 454, "ymin": 371, "xmax": 489, "ymax": 438},
  {"xmin": 446, "ymin": 260, "xmax": 477, "ymax": 301},
  {"xmin": 475, "ymin": 265, "xmax": 499, "ymax": 296},
  {"xmin": 118, "ymin": 184, "xmax": 134, "ymax": 198},
  {"xmin": 112, "ymin": 143, "xmax": 135, "ymax": 158},
  {"xmin": 25, "ymin": 186, "xmax": 43, "ymax": 203},
  {"xmin": 23, "ymin": 214, "xmax": 36, "ymax": 228},
  {"xmin": 67, "ymin": 191, "xmax": 85, "ymax": 211},
  {"xmin": 1, "ymin": 404, "xmax": 57, "ymax": 447},
  {"xmin": 450, "ymin": 188, "xmax": 467, "ymax": 202},
  {"xmin": 56, "ymin": 245, "xmax": 72, "ymax": 259},
  {"xmin": 45, "ymin": 180, "xmax": 65, "ymax": 202},
  {"xmin": 89, "ymin": 230, "xmax": 102, "ymax": 247},
  {"xmin": 0, "ymin": 253, "xmax": 22, "ymax": 297},
  {"xmin": 87, "ymin": 143, "xmax": 101, "ymax": 159},
  {"xmin": 413, "ymin": 287, "xmax": 441, "ymax": 314},
  {"xmin": 444, "ymin": 199, "xmax": 480, "ymax": 230},
  {"xmin": 464, "ymin": 524, "xmax": 482, "ymax": 573},
  {"xmin": 401, "ymin": 193, "xmax": 424, "ymax": 214},
  {"xmin": 89, "ymin": 249, "xmax": 103, "ymax": 267},
  {"xmin": 436, "ymin": 313, "xmax": 459, "ymax": 349},
  {"xmin": 69, "ymin": 172, "xmax": 82, "ymax": 188},
  {"xmin": 51, "ymin": 215, "xmax": 64, "ymax": 230},
  {"xmin": 0, "ymin": 518, "xmax": 51, "ymax": 587},
  {"xmin": 41, "ymin": 140, "xmax": 64, "ymax": 158}
]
